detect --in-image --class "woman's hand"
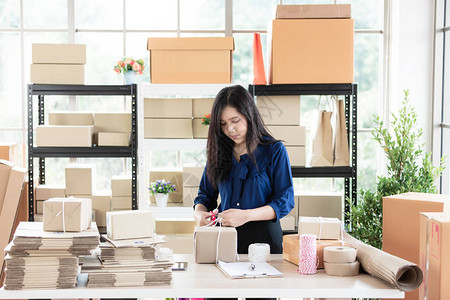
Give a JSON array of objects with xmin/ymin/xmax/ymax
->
[
  {"xmin": 194, "ymin": 208, "xmax": 218, "ymax": 226},
  {"xmin": 218, "ymin": 209, "xmax": 249, "ymax": 228}
]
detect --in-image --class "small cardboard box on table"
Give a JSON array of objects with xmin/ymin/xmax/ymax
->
[
  {"xmin": 106, "ymin": 210, "xmax": 154, "ymax": 240},
  {"xmin": 194, "ymin": 226, "xmax": 237, "ymax": 263},
  {"xmin": 43, "ymin": 197, "xmax": 92, "ymax": 232}
]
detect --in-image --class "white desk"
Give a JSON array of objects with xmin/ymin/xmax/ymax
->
[{"xmin": 0, "ymin": 254, "xmax": 404, "ymax": 299}]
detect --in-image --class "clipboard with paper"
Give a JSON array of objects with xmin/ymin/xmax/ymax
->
[{"xmin": 216, "ymin": 260, "xmax": 283, "ymax": 279}]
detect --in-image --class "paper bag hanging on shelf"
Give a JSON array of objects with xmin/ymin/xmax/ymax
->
[
  {"xmin": 310, "ymin": 110, "xmax": 333, "ymax": 167},
  {"xmin": 252, "ymin": 33, "xmax": 267, "ymax": 85},
  {"xmin": 332, "ymin": 97, "xmax": 350, "ymax": 166}
]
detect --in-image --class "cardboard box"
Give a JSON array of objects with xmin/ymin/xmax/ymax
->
[
  {"xmin": 149, "ymin": 170, "xmax": 183, "ymax": 203},
  {"xmin": 0, "ymin": 144, "xmax": 18, "ymax": 163},
  {"xmin": 194, "ymin": 226, "xmax": 237, "ymax": 263},
  {"xmin": 111, "ymin": 175, "xmax": 131, "ymax": 197},
  {"xmin": 286, "ymin": 146, "xmax": 306, "ymax": 166},
  {"xmin": 0, "ymin": 163, "xmax": 26, "ymax": 283},
  {"xmin": 270, "ymin": 19, "xmax": 354, "ymax": 84},
  {"xmin": 144, "ymin": 119, "xmax": 193, "ymax": 139},
  {"xmin": 36, "ymin": 125, "xmax": 93, "ymax": 147},
  {"xmin": 91, "ymin": 193, "xmax": 111, "ymax": 227},
  {"xmin": 65, "ymin": 164, "xmax": 94, "ymax": 195},
  {"xmin": 144, "ymin": 98, "xmax": 193, "ymax": 118},
  {"xmin": 48, "ymin": 112, "xmax": 93, "ymax": 126},
  {"xmin": 419, "ymin": 212, "xmax": 450, "ymax": 300},
  {"xmin": 183, "ymin": 186, "xmax": 199, "ymax": 207},
  {"xmin": 267, "ymin": 125, "xmax": 306, "ymax": 146},
  {"xmin": 36, "ymin": 199, "xmax": 44, "ymax": 214},
  {"xmin": 193, "ymin": 119, "xmax": 209, "ymax": 139},
  {"xmin": 97, "ymin": 132, "xmax": 130, "ymax": 146},
  {"xmin": 155, "ymin": 219, "xmax": 196, "ymax": 234},
  {"xmin": 193, "ymin": 98, "xmax": 215, "ymax": 118},
  {"xmin": 111, "ymin": 196, "xmax": 132, "ymax": 210},
  {"xmin": 283, "ymin": 234, "xmax": 347, "ymax": 269},
  {"xmin": 0, "ymin": 160, "xmax": 14, "ymax": 212},
  {"xmin": 298, "ymin": 216, "xmax": 342, "ymax": 240},
  {"xmin": 383, "ymin": 192, "xmax": 450, "ymax": 300},
  {"xmin": 257, "ymin": 95, "xmax": 301, "ymax": 126},
  {"xmin": 298, "ymin": 192, "xmax": 343, "ymax": 220},
  {"xmin": 163, "ymin": 234, "xmax": 194, "ymax": 254},
  {"xmin": 280, "ymin": 215, "xmax": 296, "ymax": 231},
  {"xmin": 183, "ymin": 167, "xmax": 204, "ymax": 187},
  {"xmin": 32, "ymin": 43, "xmax": 86, "ymax": 64},
  {"xmin": 35, "ymin": 184, "xmax": 66, "ymax": 200},
  {"xmin": 30, "ymin": 64, "xmax": 85, "ymax": 85},
  {"xmin": 106, "ymin": 210, "xmax": 154, "ymax": 240},
  {"xmin": 43, "ymin": 197, "xmax": 92, "ymax": 232},
  {"xmin": 94, "ymin": 112, "xmax": 131, "ymax": 134},
  {"xmin": 276, "ymin": 4, "xmax": 351, "ymax": 19},
  {"xmin": 147, "ymin": 37, "xmax": 234, "ymax": 84}
]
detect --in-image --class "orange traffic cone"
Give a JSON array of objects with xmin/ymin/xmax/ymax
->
[{"xmin": 253, "ymin": 32, "xmax": 267, "ymax": 85}]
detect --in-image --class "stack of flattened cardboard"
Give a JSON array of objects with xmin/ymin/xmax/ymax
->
[
  {"xmin": 3, "ymin": 221, "xmax": 100, "ymax": 290},
  {"xmin": 81, "ymin": 237, "xmax": 172, "ymax": 287}
]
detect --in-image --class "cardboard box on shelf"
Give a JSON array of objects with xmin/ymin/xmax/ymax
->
[
  {"xmin": 91, "ymin": 193, "xmax": 111, "ymax": 227},
  {"xmin": 35, "ymin": 184, "xmax": 66, "ymax": 200},
  {"xmin": 111, "ymin": 175, "xmax": 131, "ymax": 197},
  {"xmin": 193, "ymin": 119, "xmax": 209, "ymax": 139},
  {"xmin": 106, "ymin": 210, "xmax": 154, "ymax": 240},
  {"xmin": 36, "ymin": 125, "xmax": 94, "ymax": 147},
  {"xmin": 280, "ymin": 215, "xmax": 296, "ymax": 231},
  {"xmin": 32, "ymin": 43, "xmax": 86, "ymax": 64},
  {"xmin": 97, "ymin": 132, "xmax": 130, "ymax": 146},
  {"xmin": 111, "ymin": 196, "xmax": 132, "ymax": 210},
  {"xmin": 48, "ymin": 112, "xmax": 93, "ymax": 126},
  {"xmin": 183, "ymin": 186, "xmax": 199, "ymax": 207},
  {"xmin": 276, "ymin": 4, "xmax": 351, "ymax": 19},
  {"xmin": 192, "ymin": 98, "xmax": 215, "ymax": 118},
  {"xmin": 149, "ymin": 170, "xmax": 183, "ymax": 203},
  {"xmin": 43, "ymin": 197, "xmax": 92, "ymax": 232},
  {"xmin": 144, "ymin": 98, "xmax": 193, "ymax": 118},
  {"xmin": 183, "ymin": 167, "xmax": 204, "ymax": 187},
  {"xmin": 0, "ymin": 144, "xmax": 18, "ymax": 163},
  {"xmin": 419, "ymin": 212, "xmax": 450, "ymax": 300},
  {"xmin": 298, "ymin": 192, "xmax": 343, "ymax": 220},
  {"xmin": 283, "ymin": 234, "xmax": 347, "ymax": 268},
  {"xmin": 257, "ymin": 95, "xmax": 301, "ymax": 126},
  {"xmin": 144, "ymin": 119, "xmax": 193, "ymax": 139},
  {"xmin": 194, "ymin": 226, "xmax": 237, "ymax": 263},
  {"xmin": 147, "ymin": 37, "xmax": 234, "ymax": 84},
  {"xmin": 383, "ymin": 192, "xmax": 450, "ymax": 300},
  {"xmin": 65, "ymin": 164, "xmax": 95, "ymax": 195},
  {"xmin": 94, "ymin": 112, "xmax": 131, "ymax": 134},
  {"xmin": 286, "ymin": 146, "xmax": 306, "ymax": 167},
  {"xmin": 36, "ymin": 200, "xmax": 44, "ymax": 214},
  {"xmin": 155, "ymin": 219, "xmax": 196, "ymax": 234},
  {"xmin": 270, "ymin": 19, "xmax": 353, "ymax": 84},
  {"xmin": 267, "ymin": 125, "xmax": 306, "ymax": 146},
  {"xmin": 30, "ymin": 64, "xmax": 85, "ymax": 85},
  {"xmin": 298, "ymin": 216, "xmax": 342, "ymax": 240}
]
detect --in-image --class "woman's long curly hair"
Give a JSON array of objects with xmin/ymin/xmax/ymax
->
[{"xmin": 206, "ymin": 85, "xmax": 278, "ymax": 188}]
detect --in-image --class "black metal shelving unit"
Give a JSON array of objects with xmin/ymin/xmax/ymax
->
[
  {"xmin": 27, "ymin": 84, "xmax": 138, "ymax": 221},
  {"xmin": 248, "ymin": 83, "xmax": 357, "ymax": 225}
]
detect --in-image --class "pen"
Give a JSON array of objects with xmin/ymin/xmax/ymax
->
[{"xmin": 250, "ymin": 264, "xmax": 256, "ymax": 271}]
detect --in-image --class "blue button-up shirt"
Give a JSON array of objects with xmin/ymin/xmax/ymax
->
[{"xmin": 194, "ymin": 141, "xmax": 294, "ymax": 221}]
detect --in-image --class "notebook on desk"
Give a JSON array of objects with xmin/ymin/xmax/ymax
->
[{"xmin": 216, "ymin": 260, "xmax": 283, "ymax": 279}]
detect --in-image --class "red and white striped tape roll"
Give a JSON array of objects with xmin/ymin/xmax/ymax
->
[{"xmin": 299, "ymin": 234, "xmax": 317, "ymax": 275}]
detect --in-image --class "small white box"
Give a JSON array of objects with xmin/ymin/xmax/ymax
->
[
  {"xmin": 298, "ymin": 216, "xmax": 342, "ymax": 240},
  {"xmin": 106, "ymin": 210, "xmax": 154, "ymax": 240}
]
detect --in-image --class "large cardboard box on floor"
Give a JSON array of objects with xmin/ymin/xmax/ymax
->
[
  {"xmin": 91, "ymin": 193, "xmax": 111, "ymax": 227},
  {"xmin": 0, "ymin": 144, "xmax": 18, "ymax": 163},
  {"xmin": 97, "ymin": 132, "xmax": 130, "ymax": 146},
  {"xmin": 286, "ymin": 146, "xmax": 306, "ymax": 166},
  {"xmin": 149, "ymin": 170, "xmax": 183, "ymax": 203},
  {"xmin": 419, "ymin": 212, "xmax": 450, "ymax": 300},
  {"xmin": 144, "ymin": 119, "xmax": 192, "ymax": 139},
  {"xmin": 193, "ymin": 119, "xmax": 209, "ymax": 139},
  {"xmin": 0, "ymin": 160, "xmax": 14, "ymax": 212},
  {"xmin": 298, "ymin": 192, "xmax": 343, "ymax": 220},
  {"xmin": 383, "ymin": 192, "xmax": 450, "ymax": 300},
  {"xmin": 269, "ymin": 19, "xmax": 353, "ymax": 84},
  {"xmin": 193, "ymin": 98, "xmax": 214, "ymax": 118},
  {"xmin": 257, "ymin": 95, "xmax": 301, "ymax": 125},
  {"xmin": 144, "ymin": 98, "xmax": 192, "ymax": 118},
  {"xmin": 48, "ymin": 112, "xmax": 93, "ymax": 126},
  {"xmin": 36, "ymin": 125, "xmax": 94, "ymax": 147},
  {"xmin": 94, "ymin": 112, "xmax": 131, "ymax": 134},
  {"xmin": 147, "ymin": 37, "xmax": 234, "ymax": 84},
  {"xmin": 276, "ymin": 4, "xmax": 351, "ymax": 19},
  {"xmin": 267, "ymin": 125, "xmax": 306, "ymax": 146},
  {"xmin": 65, "ymin": 164, "xmax": 95, "ymax": 195},
  {"xmin": 30, "ymin": 64, "xmax": 85, "ymax": 85},
  {"xmin": 43, "ymin": 197, "xmax": 92, "ymax": 232},
  {"xmin": 107, "ymin": 210, "xmax": 154, "ymax": 240},
  {"xmin": 32, "ymin": 43, "xmax": 86, "ymax": 64}
]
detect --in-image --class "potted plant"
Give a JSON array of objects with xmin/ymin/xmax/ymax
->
[
  {"xmin": 149, "ymin": 179, "xmax": 176, "ymax": 207},
  {"xmin": 201, "ymin": 113, "xmax": 211, "ymax": 126},
  {"xmin": 114, "ymin": 57, "xmax": 145, "ymax": 84}
]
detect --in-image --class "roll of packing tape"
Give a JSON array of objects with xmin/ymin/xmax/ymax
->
[
  {"xmin": 324, "ymin": 261, "xmax": 360, "ymax": 276},
  {"xmin": 248, "ymin": 243, "xmax": 271, "ymax": 262},
  {"xmin": 323, "ymin": 246, "xmax": 357, "ymax": 263}
]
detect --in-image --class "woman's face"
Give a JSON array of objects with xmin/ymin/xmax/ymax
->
[{"xmin": 220, "ymin": 106, "xmax": 248, "ymax": 146}]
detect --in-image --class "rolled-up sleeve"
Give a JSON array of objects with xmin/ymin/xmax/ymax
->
[
  {"xmin": 193, "ymin": 166, "xmax": 219, "ymax": 212},
  {"xmin": 267, "ymin": 143, "xmax": 295, "ymax": 221}
]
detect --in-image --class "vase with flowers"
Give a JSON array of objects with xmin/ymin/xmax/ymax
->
[
  {"xmin": 149, "ymin": 179, "xmax": 176, "ymax": 207},
  {"xmin": 114, "ymin": 57, "xmax": 145, "ymax": 84}
]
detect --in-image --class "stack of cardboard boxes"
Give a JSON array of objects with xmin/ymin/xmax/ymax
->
[
  {"xmin": 94, "ymin": 112, "xmax": 131, "ymax": 146},
  {"xmin": 111, "ymin": 175, "xmax": 132, "ymax": 211},
  {"xmin": 31, "ymin": 44, "xmax": 86, "ymax": 85}
]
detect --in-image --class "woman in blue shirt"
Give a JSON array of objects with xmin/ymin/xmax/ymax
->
[{"xmin": 194, "ymin": 85, "xmax": 295, "ymax": 254}]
